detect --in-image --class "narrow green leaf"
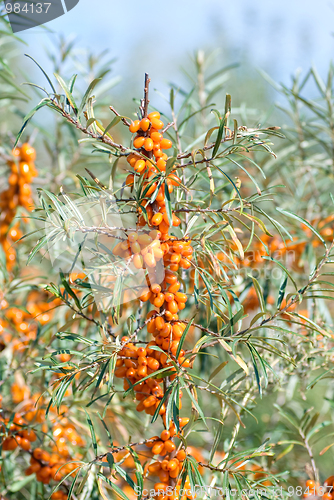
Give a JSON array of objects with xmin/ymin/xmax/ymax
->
[
  {"xmin": 25, "ymin": 53, "xmax": 56, "ymax": 93},
  {"xmin": 276, "ymin": 208, "xmax": 326, "ymax": 246},
  {"xmin": 78, "ymin": 78, "xmax": 102, "ymax": 116}
]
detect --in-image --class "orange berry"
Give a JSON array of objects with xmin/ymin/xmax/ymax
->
[
  {"xmin": 175, "ymin": 292, "xmax": 187, "ymax": 303},
  {"xmin": 51, "ymin": 493, "xmax": 64, "ymax": 500},
  {"xmin": 3, "ymin": 438, "xmax": 18, "ymax": 451},
  {"xmin": 115, "ymin": 366, "xmax": 128, "ymax": 378},
  {"xmin": 165, "ymin": 271, "xmax": 178, "ymax": 284},
  {"xmin": 159, "ymin": 220, "xmax": 170, "ymax": 234},
  {"xmin": 164, "ymin": 440, "xmax": 176, "ymax": 453},
  {"xmin": 147, "ymin": 319, "xmax": 157, "ymax": 334},
  {"xmin": 168, "ymin": 173, "xmax": 181, "ymax": 186},
  {"xmin": 139, "ymin": 288, "xmax": 152, "ymax": 302},
  {"xmin": 158, "ymin": 469, "xmax": 170, "ymax": 483},
  {"xmin": 164, "ymin": 311, "xmax": 174, "ymax": 322},
  {"xmin": 151, "ymin": 131, "xmax": 163, "ymax": 142},
  {"xmin": 147, "ymin": 357, "xmax": 160, "ymax": 371},
  {"xmin": 161, "ymin": 323, "xmax": 172, "ymax": 338},
  {"xmin": 152, "ymin": 442, "xmax": 165, "ymax": 455},
  {"xmin": 133, "ymin": 254, "xmax": 144, "ymax": 269},
  {"xmin": 150, "ymin": 229, "xmax": 161, "ymax": 239},
  {"xmin": 153, "ymin": 292, "xmax": 165, "ymax": 308},
  {"xmin": 160, "ymin": 138, "xmax": 172, "ymax": 149},
  {"xmin": 169, "ymin": 282, "xmax": 181, "ymax": 294},
  {"xmin": 20, "ymin": 438, "xmax": 31, "ymax": 451},
  {"xmin": 322, "ymin": 494, "xmax": 332, "ymax": 500},
  {"xmin": 169, "ymin": 465, "xmax": 180, "ymax": 479},
  {"xmin": 12, "ymin": 146, "xmax": 21, "ymax": 158},
  {"xmin": 152, "ymin": 213, "xmax": 163, "ymax": 226},
  {"xmin": 144, "ymin": 253, "xmax": 156, "ymax": 268},
  {"xmin": 167, "ymin": 300, "xmax": 179, "ymax": 314},
  {"xmin": 179, "ymin": 417, "xmax": 189, "ymax": 427},
  {"xmin": 160, "ymin": 430, "xmax": 170, "ymax": 441},
  {"xmin": 128, "ymin": 232, "xmax": 138, "ymax": 242},
  {"xmin": 154, "ymin": 148, "xmax": 163, "ymax": 159},
  {"xmin": 156, "ymin": 158, "xmax": 167, "ymax": 171},
  {"xmin": 155, "ymin": 316, "xmax": 165, "ymax": 330},
  {"xmin": 20, "ymin": 143, "xmax": 36, "ymax": 161},
  {"xmin": 167, "ymin": 459, "xmax": 178, "ymax": 472},
  {"xmin": 176, "ymin": 450, "xmax": 186, "ymax": 461},
  {"xmin": 144, "ymin": 138, "xmax": 154, "ymax": 151},
  {"xmin": 41, "ymin": 451, "xmax": 51, "ymax": 462},
  {"xmin": 143, "ymin": 395, "xmax": 157, "ymax": 408},
  {"xmin": 151, "ymin": 118, "xmax": 164, "ymax": 130},
  {"xmin": 131, "ymin": 241, "xmax": 141, "ymax": 254},
  {"xmin": 126, "ymin": 174, "xmax": 135, "ymax": 186},
  {"xmin": 126, "ymin": 367, "xmax": 136, "ymax": 378},
  {"xmin": 39, "ymin": 466, "xmax": 51, "ymax": 479},
  {"xmin": 324, "ymin": 477, "xmax": 334, "ymax": 487},
  {"xmin": 33, "ymin": 448, "xmax": 44, "ymax": 460},
  {"xmin": 148, "ymin": 111, "xmax": 161, "ymax": 120},
  {"xmin": 145, "ymin": 182, "xmax": 158, "ymax": 196},
  {"xmin": 140, "ymin": 118, "xmax": 150, "ymax": 131},
  {"xmin": 151, "ymin": 283, "xmax": 162, "ymax": 294},
  {"xmin": 164, "ymin": 292, "xmax": 174, "ymax": 302},
  {"xmin": 138, "ymin": 355, "xmax": 148, "ymax": 365},
  {"xmin": 179, "ymin": 258, "xmax": 191, "ymax": 269},
  {"xmin": 148, "ymin": 462, "xmax": 162, "ymax": 473},
  {"xmin": 25, "ymin": 466, "xmax": 34, "ymax": 476},
  {"xmin": 129, "ymin": 120, "xmax": 141, "ymax": 133},
  {"xmin": 22, "ymin": 429, "xmax": 37, "ymax": 442},
  {"xmin": 134, "ymin": 159, "xmax": 146, "ymax": 173},
  {"xmin": 170, "ymin": 253, "xmax": 181, "ymax": 264},
  {"xmin": 30, "ymin": 462, "xmax": 42, "ymax": 473},
  {"xmin": 138, "ymin": 233, "xmax": 152, "ymax": 246},
  {"xmin": 133, "ymin": 136, "xmax": 145, "ymax": 149},
  {"xmin": 172, "ymin": 324, "xmax": 184, "ymax": 339},
  {"xmin": 172, "ymin": 214, "xmax": 181, "ymax": 226},
  {"xmin": 137, "ymin": 366, "xmax": 148, "ymax": 377}
]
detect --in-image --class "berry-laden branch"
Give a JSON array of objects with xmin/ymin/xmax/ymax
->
[
  {"xmin": 0, "ymin": 143, "xmax": 37, "ymax": 270},
  {"xmin": 112, "ymin": 78, "xmax": 194, "ymax": 496}
]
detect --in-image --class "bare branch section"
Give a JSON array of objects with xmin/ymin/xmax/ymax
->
[
  {"xmin": 51, "ymin": 100, "xmax": 128, "ymax": 152},
  {"xmin": 109, "ymin": 105, "xmax": 131, "ymax": 127},
  {"xmin": 140, "ymin": 73, "xmax": 150, "ymax": 119}
]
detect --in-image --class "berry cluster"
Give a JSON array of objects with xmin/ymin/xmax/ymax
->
[
  {"xmin": 1, "ymin": 385, "xmax": 83, "ymax": 497},
  {"xmin": 0, "ymin": 143, "xmax": 37, "ymax": 270},
  {"xmin": 303, "ymin": 477, "xmax": 334, "ymax": 500},
  {"xmin": 323, "ymin": 476, "xmax": 334, "ymax": 500},
  {"xmin": 1, "ymin": 412, "xmax": 36, "ymax": 452},
  {"xmin": 25, "ymin": 447, "xmax": 78, "ymax": 485},
  {"xmin": 112, "ymin": 110, "xmax": 196, "ymax": 497},
  {"xmin": 0, "ymin": 291, "xmax": 59, "ymax": 352}
]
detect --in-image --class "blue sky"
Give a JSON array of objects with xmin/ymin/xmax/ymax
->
[
  {"xmin": 13, "ymin": 0, "xmax": 334, "ymax": 110},
  {"xmin": 18, "ymin": 0, "xmax": 334, "ymax": 77}
]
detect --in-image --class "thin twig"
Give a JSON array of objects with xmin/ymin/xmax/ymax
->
[
  {"xmin": 109, "ymin": 106, "xmax": 131, "ymax": 127},
  {"xmin": 51, "ymin": 100, "xmax": 128, "ymax": 152},
  {"xmin": 140, "ymin": 73, "xmax": 150, "ymax": 119}
]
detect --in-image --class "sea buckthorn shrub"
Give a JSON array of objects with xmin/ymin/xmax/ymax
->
[{"xmin": 2, "ymin": 36, "xmax": 334, "ymax": 500}]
